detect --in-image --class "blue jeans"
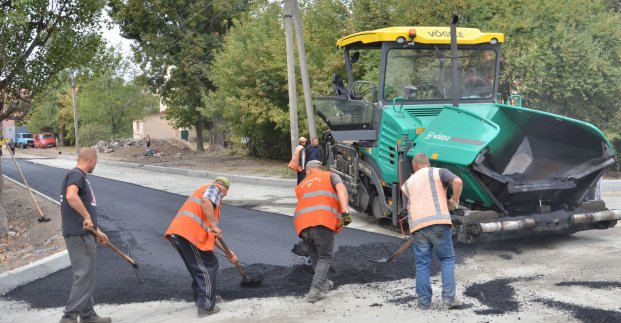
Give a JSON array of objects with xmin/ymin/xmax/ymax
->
[{"xmin": 412, "ymin": 224, "xmax": 456, "ymax": 306}]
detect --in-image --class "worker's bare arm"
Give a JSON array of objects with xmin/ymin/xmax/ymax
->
[
  {"xmin": 451, "ymin": 178, "xmax": 463, "ymax": 204},
  {"xmin": 335, "ymin": 182, "xmax": 349, "ymax": 213},
  {"xmin": 201, "ymin": 198, "xmax": 222, "ymax": 237},
  {"xmin": 66, "ymin": 184, "xmax": 94, "ymax": 230}
]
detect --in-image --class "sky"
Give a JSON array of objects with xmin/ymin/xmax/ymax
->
[{"xmin": 100, "ymin": 14, "xmax": 139, "ymax": 79}]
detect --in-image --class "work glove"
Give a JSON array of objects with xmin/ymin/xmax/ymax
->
[{"xmin": 340, "ymin": 212, "xmax": 352, "ymax": 227}]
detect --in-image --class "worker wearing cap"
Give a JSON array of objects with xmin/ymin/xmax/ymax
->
[
  {"xmin": 401, "ymin": 153, "xmax": 463, "ymax": 309},
  {"xmin": 294, "ymin": 160, "xmax": 352, "ymax": 303},
  {"xmin": 165, "ymin": 177, "xmax": 238, "ymax": 317},
  {"xmin": 289, "ymin": 137, "xmax": 308, "ymax": 184}
]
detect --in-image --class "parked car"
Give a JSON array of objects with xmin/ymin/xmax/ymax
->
[
  {"xmin": 33, "ymin": 132, "xmax": 56, "ymax": 148},
  {"xmin": 16, "ymin": 132, "xmax": 34, "ymax": 148}
]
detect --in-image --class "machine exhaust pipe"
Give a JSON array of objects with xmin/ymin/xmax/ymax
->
[{"xmin": 450, "ymin": 15, "xmax": 460, "ymax": 108}]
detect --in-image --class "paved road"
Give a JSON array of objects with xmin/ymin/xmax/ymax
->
[
  {"xmin": 0, "ymin": 159, "xmax": 400, "ymax": 307},
  {"xmin": 1, "ymin": 159, "xmax": 396, "ymax": 269}
]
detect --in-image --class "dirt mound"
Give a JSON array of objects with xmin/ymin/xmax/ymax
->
[{"xmin": 92, "ymin": 138, "xmax": 192, "ymax": 159}]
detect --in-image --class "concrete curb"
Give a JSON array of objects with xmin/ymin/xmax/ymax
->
[
  {"xmin": 50, "ymin": 153, "xmax": 296, "ymax": 187},
  {"xmin": 0, "ymin": 175, "xmax": 68, "ymax": 295},
  {"xmin": 0, "ymin": 251, "xmax": 69, "ymax": 295}
]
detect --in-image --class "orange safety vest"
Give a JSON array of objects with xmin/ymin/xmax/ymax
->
[
  {"xmin": 165, "ymin": 184, "xmax": 221, "ymax": 251},
  {"xmin": 293, "ymin": 170, "xmax": 343, "ymax": 236},
  {"xmin": 401, "ymin": 167, "xmax": 452, "ymax": 233},
  {"xmin": 288, "ymin": 145, "xmax": 305, "ymax": 172}
]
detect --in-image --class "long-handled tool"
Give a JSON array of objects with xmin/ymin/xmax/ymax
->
[
  {"xmin": 368, "ymin": 237, "xmax": 413, "ymax": 263},
  {"xmin": 217, "ymin": 237, "xmax": 262, "ymax": 287},
  {"xmin": 86, "ymin": 227, "xmax": 145, "ymax": 285},
  {"xmin": 5, "ymin": 143, "xmax": 50, "ymax": 222}
]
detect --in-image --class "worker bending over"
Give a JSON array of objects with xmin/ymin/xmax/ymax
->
[
  {"xmin": 293, "ymin": 160, "xmax": 352, "ymax": 302},
  {"xmin": 402, "ymin": 153, "xmax": 463, "ymax": 309},
  {"xmin": 165, "ymin": 177, "xmax": 237, "ymax": 317}
]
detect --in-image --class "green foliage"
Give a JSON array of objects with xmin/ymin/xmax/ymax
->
[
  {"xmin": 0, "ymin": 0, "xmax": 105, "ymax": 121},
  {"xmin": 28, "ymin": 50, "xmax": 158, "ymax": 145},
  {"xmin": 108, "ymin": 0, "xmax": 249, "ymax": 150},
  {"xmin": 207, "ymin": 0, "xmax": 349, "ymax": 159}
]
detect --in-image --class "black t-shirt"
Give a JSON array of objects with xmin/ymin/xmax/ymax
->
[{"xmin": 60, "ymin": 168, "xmax": 98, "ymax": 236}]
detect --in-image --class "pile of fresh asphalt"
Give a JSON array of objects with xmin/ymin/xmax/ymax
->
[
  {"xmin": 5, "ymin": 240, "xmax": 457, "ymax": 308},
  {"xmin": 464, "ymin": 278, "xmax": 519, "ymax": 315}
]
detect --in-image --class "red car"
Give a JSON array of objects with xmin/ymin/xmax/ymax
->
[{"xmin": 33, "ymin": 132, "xmax": 56, "ymax": 148}]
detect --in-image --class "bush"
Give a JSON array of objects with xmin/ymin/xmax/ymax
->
[{"xmin": 79, "ymin": 124, "xmax": 113, "ymax": 147}]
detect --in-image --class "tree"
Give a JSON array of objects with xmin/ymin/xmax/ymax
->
[
  {"xmin": 28, "ymin": 51, "xmax": 159, "ymax": 146},
  {"xmin": 0, "ymin": 0, "xmax": 105, "ymax": 237},
  {"xmin": 207, "ymin": 0, "xmax": 349, "ymax": 159},
  {"xmin": 108, "ymin": 0, "xmax": 249, "ymax": 151}
]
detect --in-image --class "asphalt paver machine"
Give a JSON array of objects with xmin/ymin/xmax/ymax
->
[{"xmin": 316, "ymin": 21, "xmax": 620, "ymax": 243}]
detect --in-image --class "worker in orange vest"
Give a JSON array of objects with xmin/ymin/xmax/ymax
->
[
  {"xmin": 293, "ymin": 160, "xmax": 352, "ymax": 303},
  {"xmin": 165, "ymin": 177, "xmax": 237, "ymax": 317},
  {"xmin": 401, "ymin": 153, "xmax": 463, "ymax": 309},
  {"xmin": 288, "ymin": 137, "xmax": 308, "ymax": 184}
]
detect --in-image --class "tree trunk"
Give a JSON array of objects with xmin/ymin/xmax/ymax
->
[
  {"xmin": 195, "ymin": 116, "xmax": 205, "ymax": 152},
  {"xmin": 0, "ymin": 148, "xmax": 8, "ymax": 238},
  {"xmin": 213, "ymin": 116, "xmax": 225, "ymax": 147}
]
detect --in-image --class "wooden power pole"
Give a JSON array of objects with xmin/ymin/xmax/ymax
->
[
  {"xmin": 70, "ymin": 70, "xmax": 80, "ymax": 154},
  {"xmin": 292, "ymin": 0, "xmax": 317, "ymax": 139},
  {"xmin": 284, "ymin": 0, "xmax": 299, "ymax": 153}
]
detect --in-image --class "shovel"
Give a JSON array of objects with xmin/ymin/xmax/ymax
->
[
  {"xmin": 86, "ymin": 227, "xmax": 145, "ymax": 285},
  {"xmin": 217, "ymin": 237, "xmax": 262, "ymax": 287},
  {"xmin": 368, "ymin": 237, "xmax": 413, "ymax": 263},
  {"xmin": 6, "ymin": 145, "xmax": 50, "ymax": 222}
]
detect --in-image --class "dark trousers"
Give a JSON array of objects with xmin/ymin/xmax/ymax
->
[
  {"xmin": 64, "ymin": 234, "xmax": 97, "ymax": 318},
  {"xmin": 300, "ymin": 226, "xmax": 334, "ymax": 290},
  {"xmin": 169, "ymin": 235, "xmax": 219, "ymax": 310},
  {"xmin": 297, "ymin": 171, "xmax": 306, "ymax": 184}
]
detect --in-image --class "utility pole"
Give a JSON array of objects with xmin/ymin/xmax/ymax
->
[
  {"xmin": 70, "ymin": 70, "xmax": 80, "ymax": 154},
  {"xmin": 284, "ymin": 0, "xmax": 299, "ymax": 153},
  {"xmin": 291, "ymin": 0, "xmax": 317, "ymax": 139}
]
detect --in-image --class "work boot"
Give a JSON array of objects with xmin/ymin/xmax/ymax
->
[
  {"xmin": 417, "ymin": 302, "xmax": 432, "ymax": 310},
  {"xmin": 197, "ymin": 305, "xmax": 220, "ymax": 318},
  {"xmin": 319, "ymin": 279, "xmax": 334, "ymax": 293},
  {"xmin": 306, "ymin": 287, "xmax": 326, "ymax": 303},
  {"xmin": 59, "ymin": 313, "xmax": 78, "ymax": 323},
  {"xmin": 443, "ymin": 298, "xmax": 463, "ymax": 309},
  {"xmin": 79, "ymin": 313, "xmax": 111, "ymax": 323}
]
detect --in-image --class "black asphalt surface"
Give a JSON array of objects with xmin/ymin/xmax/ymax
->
[{"xmin": 0, "ymin": 159, "xmax": 402, "ymax": 306}]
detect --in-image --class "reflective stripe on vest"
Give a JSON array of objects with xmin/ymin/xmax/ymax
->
[
  {"xmin": 405, "ymin": 167, "xmax": 452, "ymax": 233},
  {"xmin": 187, "ymin": 196, "xmax": 202, "ymax": 205},
  {"xmin": 293, "ymin": 170, "xmax": 342, "ymax": 235},
  {"xmin": 301, "ymin": 190, "xmax": 339, "ymax": 201},
  {"xmin": 294, "ymin": 205, "xmax": 340, "ymax": 219},
  {"xmin": 175, "ymin": 210, "xmax": 212, "ymax": 233}
]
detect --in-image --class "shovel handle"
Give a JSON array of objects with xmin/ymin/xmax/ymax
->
[
  {"xmin": 217, "ymin": 237, "xmax": 248, "ymax": 277},
  {"xmin": 85, "ymin": 227, "xmax": 137, "ymax": 266},
  {"xmin": 387, "ymin": 236, "xmax": 414, "ymax": 262}
]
